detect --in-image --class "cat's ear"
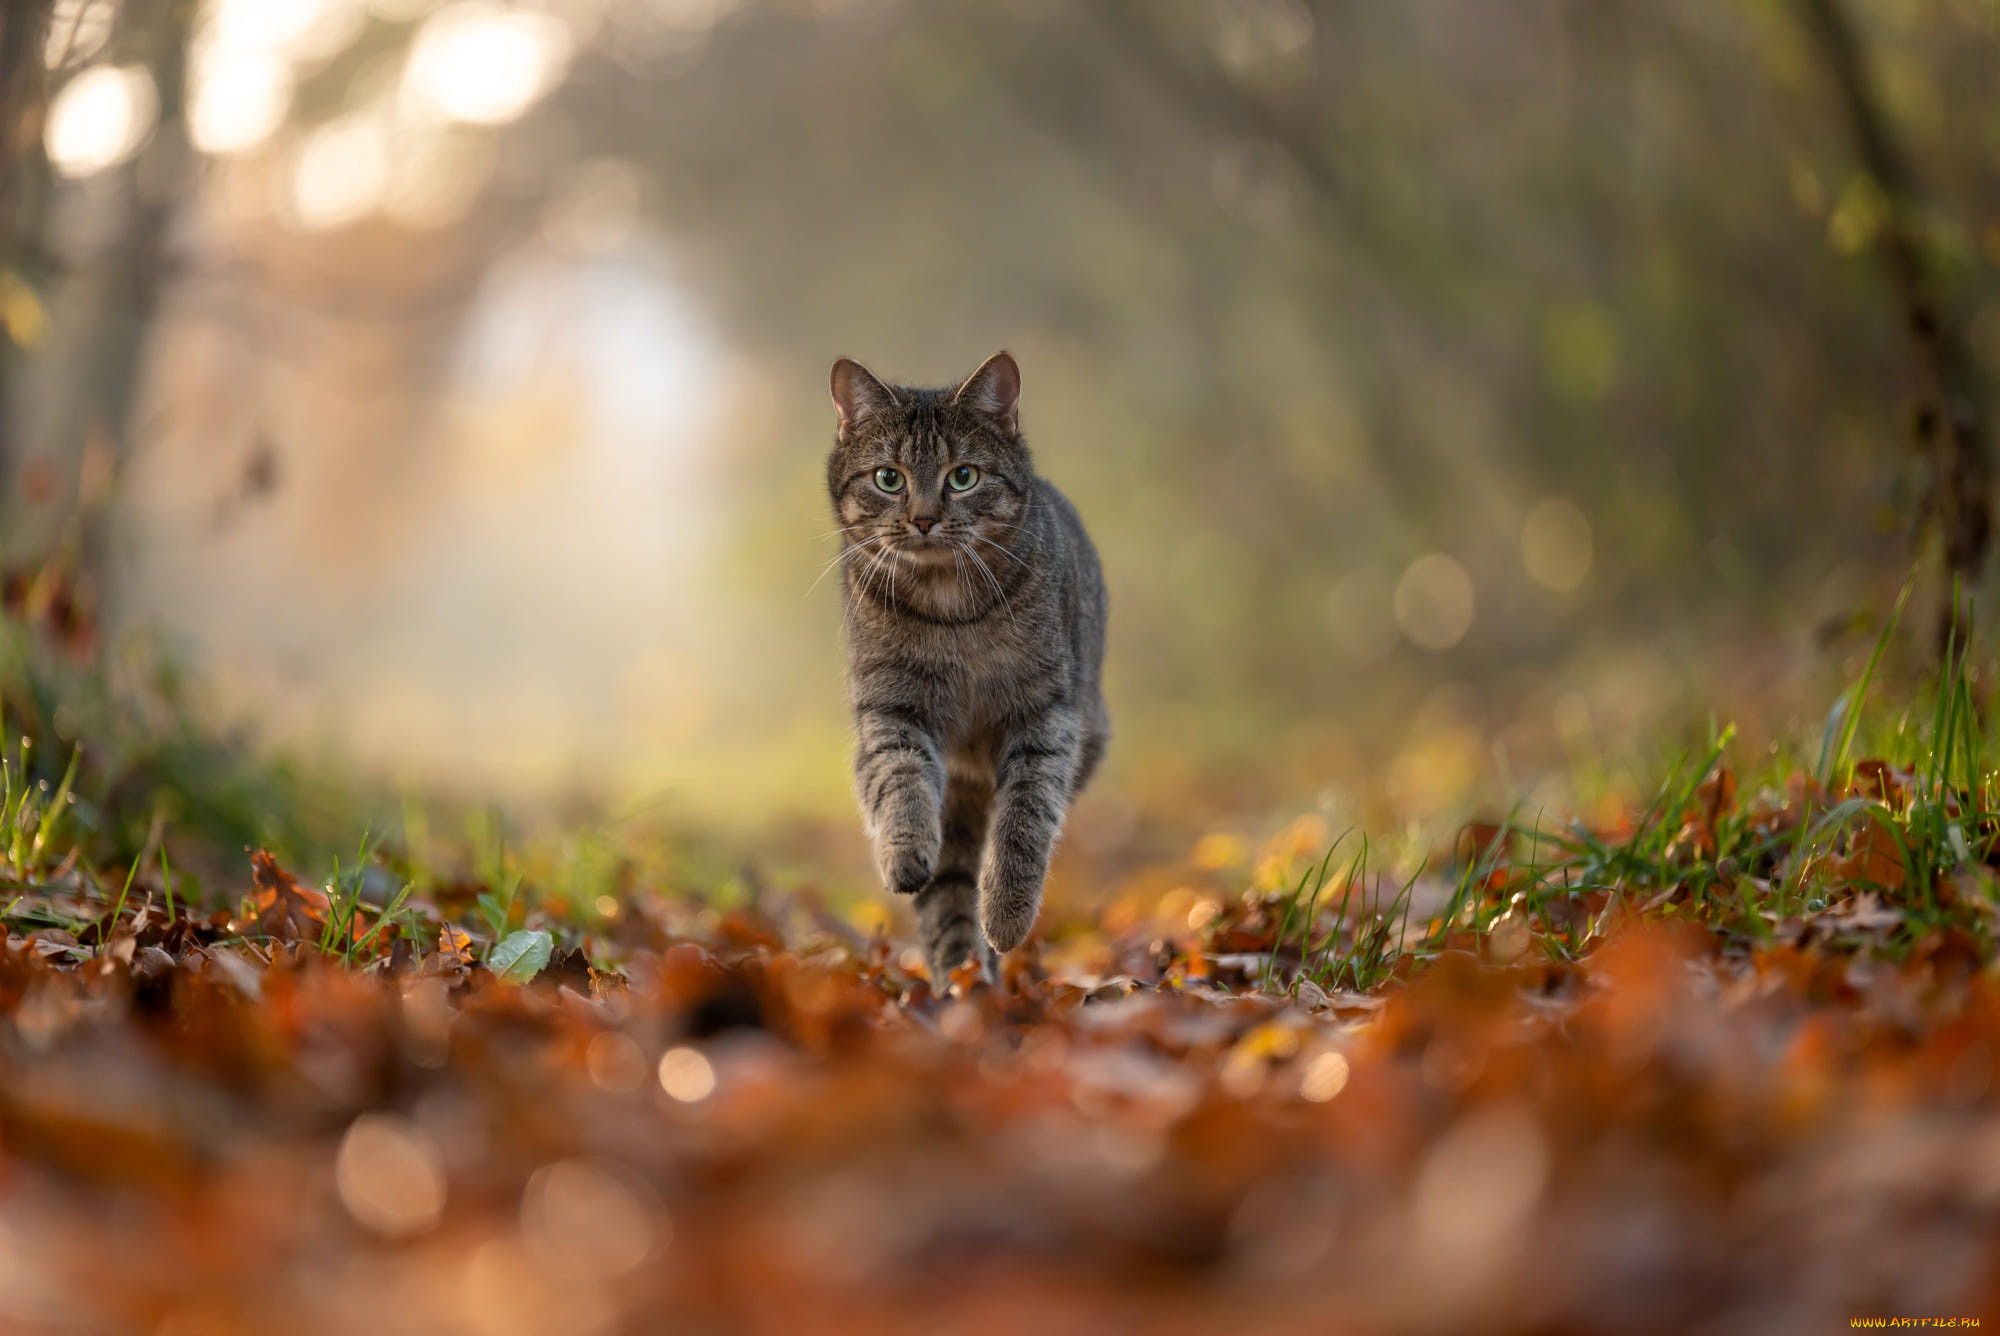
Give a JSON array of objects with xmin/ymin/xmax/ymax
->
[
  {"xmin": 954, "ymin": 351, "xmax": 1021, "ymax": 436},
  {"xmin": 830, "ymin": 358, "xmax": 898, "ymax": 439}
]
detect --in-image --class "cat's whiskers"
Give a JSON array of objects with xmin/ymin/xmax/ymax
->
[
  {"xmin": 844, "ymin": 533, "xmax": 895, "ymax": 608},
  {"xmin": 949, "ymin": 548, "xmax": 972, "ymax": 618},
  {"xmin": 810, "ymin": 523, "xmax": 868, "ymax": 544},
  {"xmin": 976, "ymin": 520, "xmax": 1043, "ymax": 558},
  {"xmin": 854, "ymin": 553, "xmax": 886, "ymax": 608},
  {"xmin": 807, "ymin": 532, "xmax": 890, "ymax": 597},
  {"xmin": 966, "ymin": 531, "xmax": 1032, "ymax": 573},
  {"xmin": 813, "ymin": 531, "xmax": 884, "ymax": 578},
  {"xmin": 955, "ymin": 540, "xmax": 1016, "ymax": 627},
  {"xmin": 862, "ymin": 540, "xmax": 899, "ymax": 605}
]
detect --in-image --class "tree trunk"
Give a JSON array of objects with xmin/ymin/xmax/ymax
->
[
  {"xmin": 0, "ymin": 0, "xmax": 56, "ymax": 527},
  {"xmin": 1, "ymin": 0, "xmax": 193, "ymax": 611},
  {"xmin": 1798, "ymin": 0, "xmax": 1992, "ymax": 656}
]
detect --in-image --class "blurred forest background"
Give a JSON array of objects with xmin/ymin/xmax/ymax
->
[{"xmin": 2, "ymin": 0, "xmax": 1996, "ymax": 856}]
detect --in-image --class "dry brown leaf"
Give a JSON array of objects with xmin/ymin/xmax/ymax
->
[
  {"xmin": 1834, "ymin": 816, "xmax": 1906, "ymax": 893},
  {"xmin": 247, "ymin": 849, "xmax": 329, "ymax": 942}
]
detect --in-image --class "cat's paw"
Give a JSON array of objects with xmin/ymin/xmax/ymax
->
[
  {"xmin": 878, "ymin": 843, "xmax": 936, "ymax": 896},
  {"xmin": 978, "ymin": 879, "xmax": 1040, "ymax": 953}
]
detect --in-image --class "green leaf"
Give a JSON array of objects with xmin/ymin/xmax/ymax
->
[{"xmin": 489, "ymin": 929, "xmax": 553, "ymax": 983}]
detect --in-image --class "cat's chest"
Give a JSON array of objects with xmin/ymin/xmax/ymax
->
[{"xmin": 913, "ymin": 627, "xmax": 1045, "ymax": 733}]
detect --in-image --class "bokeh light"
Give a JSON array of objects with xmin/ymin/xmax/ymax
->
[
  {"xmin": 200, "ymin": 0, "xmax": 363, "ymax": 62},
  {"xmin": 289, "ymin": 114, "xmax": 392, "ymax": 230},
  {"xmin": 1212, "ymin": 0, "xmax": 1315, "ymax": 73},
  {"xmin": 1521, "ymin": 497, "xmax": 1595, "ymax": 593},
  {"xmin": 1394, "ymin": 554, "xmax": 1476, "ymax": 651},
  {"xmin": 1298, "ymin": 1051, "xmax": 1349, "ymax": 1102},
  {"xmin": 187, "ymin": 50, "xmax": 293, "ymax": 156},
  {"xmin": 402, "ymin": 4, "xmax": 572, "ymax": 126},
  {"xmin": 334, "ymin": 1114, "xmax": 447, "ymax": 1238},
  {"xmin": 658, "ymin": 1046, "xmax": 716, "ymax": 1102},
  {"xmin": 520, "ymin": 1159, "xmax": 664, "ymax": 1278},
  {"xmin": 585, "ymin": 1031, "xmax": 649, "ymax": 1093},
  {"xmin": 43, "ymin": 65, "xmax": 157, "ymax": 179}
]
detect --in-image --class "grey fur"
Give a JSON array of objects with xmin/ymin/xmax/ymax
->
[{"xmin": 826, "ymin": 352, "xmax": 1109, "ymax": 985}]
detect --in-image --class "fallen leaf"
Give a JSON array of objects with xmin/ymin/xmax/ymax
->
[
  {"xmin": 437, "ymin": 925, "xmax": 474, "ymax": 968},
  {"xmin": 1835, "ymin": 815, "xmax": 1906, "ymax": 893},
  {"xmin": 1850, "ymin": 759, "xmax": 1911, "ymax": 808},
  {"xmin": 490, "ymin": 929, "xmax": 553, "ymax": 983},
  {"xmin": 247, "ymin": 850, "xmax": 328, "ymax": 943}
]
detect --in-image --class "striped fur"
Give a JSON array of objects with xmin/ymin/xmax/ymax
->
[{"xmin": 827, "ymin": 352, "xmax": 1109, "ymax": 984}]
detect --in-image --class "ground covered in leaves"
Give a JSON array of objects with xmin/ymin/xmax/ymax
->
[{"xmin": 6, "ymin": 764, "xmax": 2000, "ymax": 1333}]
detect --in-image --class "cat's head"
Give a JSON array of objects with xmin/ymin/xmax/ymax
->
[{"xmin": 825, "ymin": 351, "xmax": 1032, "ymax": 570}]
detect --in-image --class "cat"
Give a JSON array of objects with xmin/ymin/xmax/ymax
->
[{"xmin": 826, "ymin": 351, "xmax": 1109, "ymax": 987}]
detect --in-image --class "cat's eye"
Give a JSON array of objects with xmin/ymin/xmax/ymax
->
[
  {"xmin": 874, "ymin": 467, "xmax": 905, "ymax": 493},
  {"xmin": 947, "ymin": 465, "xmax": 981, "ymax": 492}
]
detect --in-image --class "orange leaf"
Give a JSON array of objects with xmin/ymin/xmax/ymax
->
[
  {"xmin": 945, "ymin": 958, "xmax": 986, "ymax": 997},
  {"xmin": 248, "ymin": 850, "xmax": 328, "ymax": 943},
  {"xmin": 437, "ymin": 925, "xmax": 474, "ymax": 967},
  {"xmin": 1834, "ymin": 816, "xmax": 1905, "ymax": 893},
  {"xmin": 1850, "ymin": 759, "xmax": 1911, "ymax": 809}
]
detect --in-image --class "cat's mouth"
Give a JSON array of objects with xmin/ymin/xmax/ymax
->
[{"xmin": 890, "ymin": 534, "xmax": 958, "ymax": 564}]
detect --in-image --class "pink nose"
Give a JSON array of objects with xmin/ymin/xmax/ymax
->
[{"xmin": 911, "ymin": 516, "xmax": 937, "ymax": 534}]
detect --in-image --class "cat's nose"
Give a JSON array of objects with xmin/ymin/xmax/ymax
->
[{"xmin": 910, "ymin": 516, "xmax": 937, "ymax": 534}]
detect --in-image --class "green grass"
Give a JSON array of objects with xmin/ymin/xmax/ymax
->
[
  {"xmin": 1255, "ymin": 603, "xmax": 2000, "ymax": 996},
  {"xmin": 0, "ymin": 609, "xmax": 367, "ymax": 876},
  {"xmin": 320, "ymin": 829, "xmax": 422, "ymax": 968}
]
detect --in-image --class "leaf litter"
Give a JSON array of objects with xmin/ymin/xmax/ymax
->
[
  {"xmin": 5, "ymin": 615, "xmax": 2000, "ymax": 1328},
  {"xmin": 0, "ymin": 784, "xmax": 1997, "ymax": 1334}
]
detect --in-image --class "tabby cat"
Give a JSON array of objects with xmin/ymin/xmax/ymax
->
[{"xmin": 826, "ymin": 351, "xmax": 1109, "ymax": 986}]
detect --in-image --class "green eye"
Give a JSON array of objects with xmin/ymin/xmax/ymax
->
[
  {"xmin": 874, "ymin": 467, "xmax": 904, "ymax": 493},
  {"xmin": 947, "ymin": 465, "xmax": 981, "ymax": 492}
]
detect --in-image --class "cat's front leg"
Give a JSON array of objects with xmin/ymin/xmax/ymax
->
[
  {"xmin": 978, "ymin": 711, "xmax": 1082, "ymax": 951},
  {"xmin": 854, "ymin": 706, "xmax": 946, "ymax": 894}
]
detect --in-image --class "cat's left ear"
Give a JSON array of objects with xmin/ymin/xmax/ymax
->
[{"xmin": 954, "ymin": 351, "xmax": 1021, "ymax": 437}]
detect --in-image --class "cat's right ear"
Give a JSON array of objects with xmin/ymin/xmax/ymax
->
[{"xmin": 830, "ymin": 358, "xmax": 897, "ymax": 440}]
